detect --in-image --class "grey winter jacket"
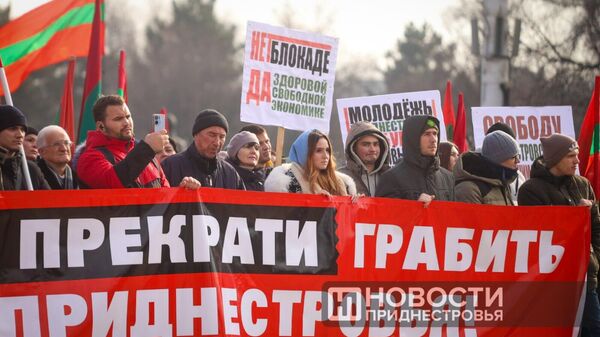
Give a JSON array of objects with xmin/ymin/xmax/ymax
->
[
  {"xmin": 338, "ymin": 122, "xmax": 390, "ymax": 196},
  {"xmin": 375, "ymin": 115, "xmax": 454, "ymax": 201}
]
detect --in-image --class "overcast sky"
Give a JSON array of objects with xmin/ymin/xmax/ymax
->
[{"xmin": 1, "ymin": 0, "xmax": 461, "ymax": 68}]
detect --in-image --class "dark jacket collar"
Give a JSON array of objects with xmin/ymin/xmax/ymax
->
[{"xmin": 185, "ymin": 144, "xmax": 217, "ymax": 175}]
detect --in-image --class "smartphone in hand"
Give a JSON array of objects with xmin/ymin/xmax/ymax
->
[{"xmin": 153, "ymin": 114, "xmax": 166, "ymax": 132}]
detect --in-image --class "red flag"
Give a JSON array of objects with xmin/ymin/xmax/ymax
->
[
  {"xmin": 76, "ymin": 0, "xmax": 104, "ymax": 144},
  {"xmin": 117, "ymin": 49, "xmax": 127, "ymax": 103},
  {"xmin": 453, "ymin": 92, "xmax": 468, "ymax": 153},
  {"xmin": 160, "ymin": 107, "xmax": 170, "ymax": 132},
  {"xmin": 59, "ymin": 58, "xmax": 76, "ymax": 147},
  {"xmin": 579, "ymin": 76, "xmax": 600, "ymax": 196},
  {"xmin": 442, "ymin": 80, "xmax": 455, "ymax": 140}
]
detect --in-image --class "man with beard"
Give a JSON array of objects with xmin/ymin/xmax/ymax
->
[
  {"xmin": 338, "ymin": 121, "xmax": 390, "ymax": 196},
  {"xmin": 77, "ymin": 95, "xmax": 199, "ymax": 189},
  {"xmin": 376, "ymin": 115, "xmax": 454, "ymax": 206}
]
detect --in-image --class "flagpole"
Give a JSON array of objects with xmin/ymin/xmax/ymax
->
[{"xmin": 0, "ymin": 56, "xmax": 33, "ymax": 190}]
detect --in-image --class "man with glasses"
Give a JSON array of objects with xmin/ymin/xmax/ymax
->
[
  {"xmin": 454, "ymin": 130, "xmax": 520, "ymax": 205},
  {"xmin": 36, "ymin": 125, "xmax": 78, "ymax": 189}
]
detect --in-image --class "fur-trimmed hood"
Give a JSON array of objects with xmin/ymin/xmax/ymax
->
[{"xmin": 265, "ymin": 163, "xmax": 357, "ymax": 196}]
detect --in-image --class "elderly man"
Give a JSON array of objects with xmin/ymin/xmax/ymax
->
[
  {"xmin": 36, "ymin": 125, "xmax": 78, "ymax": 189},
  {"xmin": 162, "ymin": 109, "xmax": 244, "ymax": 189}
]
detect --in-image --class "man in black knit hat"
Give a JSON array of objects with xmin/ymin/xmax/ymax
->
[
  {"xmin": 0, "ymin": 105, "xmax": 49, "ymax": 190},
  {"xmin": 162, "ymin": 109, "xmax": 244, "ymax": 189}
]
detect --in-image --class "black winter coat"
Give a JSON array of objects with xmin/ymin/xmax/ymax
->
[
  {"xmin": 162, "ymin": 145, "xmax": 245, "ymax": 190},
  {"xmin": 518, "ymin": 157, "xmax": 600, "ymax": 291},
  {"xmin": 226, "ymin": 157, "xmax": 265, "ymax": 191},
  {"xmin": 375, "ymin": 115, "xmax": 454, "ymax": 201},
  {"xmin": 0, "ymin": 148, "xmax": 49, "ymax": 191}
]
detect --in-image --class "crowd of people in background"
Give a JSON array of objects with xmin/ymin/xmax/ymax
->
[{"xmin": 1, "ymin": 94, "xmax": 599, "ymax": 335}]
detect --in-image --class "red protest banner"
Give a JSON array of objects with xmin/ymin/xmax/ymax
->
[{"xmin": 0, "ymin": 188, "xmax": 589, "ymax": 336}]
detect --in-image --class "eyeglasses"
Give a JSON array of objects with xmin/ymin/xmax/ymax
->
[{"xmin": 46, "ymin": 140, "xmax": 73, "ymax": 148}]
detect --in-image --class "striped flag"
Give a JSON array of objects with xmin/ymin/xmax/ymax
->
[
  {"xmin": 578, "ymin": 76, "xmax": 600, "ymax": 196},
  {"xmin": 59, "ymin": 58, "xmax": 76, "ymax": 147},
  {"xmin": 117, "ymin": 49, "xmax": 127, "ymax": 103},
  {"xmin": 0, "ymin": 0, "xmax": 102, "ymax": 95},
  {"xmin": 77, "ymin": 0, "xmax": 104, "ymax": 144}
]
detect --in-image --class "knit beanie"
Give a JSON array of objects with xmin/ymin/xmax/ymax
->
[
  {"xmin": 482, "ymin": 131, "xmax": 519, "ymax": 164},
  {"xmin": 540, "ymin": 134, "xmax": 578, "ymax": 168},
  {"xmin": 486, "ymin": 122, "xmax": 516, "ymax": 139},
  {"xmin": 422, "ymin": 117, "xmax": 439, "ymax": 133},
  {"xmin": 192, "ymin": 109, "xmax": 229, "ymax": 136},
  {"xmin": 227, "ymin": 131, "xmax": 259, "ymax": 159},
  {"xmin": 0, "ymin": 105, "xmax": 27, "ymax": 132}
]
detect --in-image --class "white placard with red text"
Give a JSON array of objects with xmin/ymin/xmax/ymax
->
[
  {"xmin": 471, "ymin": 106, "xmax": 575, "ymax": 179},
  {"xmin": 336, "ymin": 91, "xmax": 447, "ymax": 165},
  {"xmin": 240, "ymin": 21, "xmax": 338, "ymax": 133}
]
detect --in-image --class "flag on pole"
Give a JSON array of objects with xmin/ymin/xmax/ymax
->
[
  {"xmin": 117, "ymin": 49, "xmax": 127, "ymax": 103},
  {"xmin": 442, "ymin": 80, "xmax": 455, "ymax": 141},
  {"xmin": 453, "ymin": 92, "xmax": 468, "ymax": 153},
  {"xmin": 59, "ymin": 58, "xmax": 76, "ymax": 147},
  {"xmin": 578, "ymin": 76, "xmax": 600, "ymax": 196},
  {"xmin": 160, "ymin": 107, "xmax": 170, "ymax": 132},
  {"xmin": 77, "ymin": 0, "xmax": 104, "ymax": 144},
  {"xmin": 0, "ymin": 0, "xmax": 101, "ymax": 95}
]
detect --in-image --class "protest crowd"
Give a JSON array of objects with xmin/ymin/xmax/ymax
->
[
  {"xmin": 0, "ymin": 2, "xmax": 599, "ymax": 335},
  {"xmin": 1, "ymin": 92, "xmax": 600, "ymax": 334}
]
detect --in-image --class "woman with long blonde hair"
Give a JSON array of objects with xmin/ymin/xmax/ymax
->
[{"xmin": 265, "ymin": 129, "xmax": 356, "ymax": 196}]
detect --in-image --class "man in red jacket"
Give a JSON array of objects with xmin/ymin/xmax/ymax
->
[{"xmin": 77, "ymin": 95, "xmax": 199, "ymax": 189}]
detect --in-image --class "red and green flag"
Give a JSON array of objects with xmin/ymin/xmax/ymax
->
[
  {"xmin": 59, "ymin": 58, "xmax": 76, "ymax": 146},
  {"xmin": 453, "ymin": 92, "xmax": 468, "ymax": 153},
  {"xmin": 442, "ymin": 80, "xmax": 455, "ymax": 141},
  {"xmin": 117, "ymin": 49, "xmax": 127, "ymax": 103},
  {"xmin": 0, "ymin": 0, "xmax": 101, "ymax": 95},
  {"xmin": 578, "ymin": 75, "xmax": 600, "ymax": 196},
  {"xmin": 77, "ymin": 0, "xmax": 104, "ymax": 144}
]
